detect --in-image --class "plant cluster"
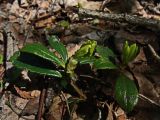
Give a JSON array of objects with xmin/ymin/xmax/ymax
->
[{"xmin": 10, "ymin": 36, "xmax": 139, "ymax": 112}]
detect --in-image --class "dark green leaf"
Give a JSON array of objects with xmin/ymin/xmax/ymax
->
[
  {"xmin": 10, "ymin": 52, "xmax": 62, "ymax": 77},
  {"xmin": 77, "ymin": 56, "xmax": 96, "ymax": 64},
  {"xmin": 96, "ymin": 45, "xmax": 115, "ymax": 58},
  {"xmin": 13, "ymin": 60, "xmax": 62, "ymax": 77},
  {"xmin": 115, "ymin": 74, "xmax": 138, "ymax": 112},
  {"xmin": 48, "ymin": 36, "xmax": 68, "ymax": 63},
  {"xmin": 93, "ymin": 58, "xmax": 117, "ymax": 69},
  {"xmin": 5, "ymin": 67, "xmax": 22, "ymax": 83},
  {"xmin": 10, "ymin": 51, "xmax": 20, "ymax": 62},
  {"xmin": 21, "ymin": 43, "xmax": 65, "ymax": 68}
]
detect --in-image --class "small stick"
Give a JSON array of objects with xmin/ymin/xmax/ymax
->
[
  {"xmin": 139, "ymin": 94, "xmax": 160, "ymax": 108},
  {"xmin": 70, "ymin": 80, "xmax": 87, "ymax": 100},
  {"xmin": 60, "ymin": 91, "xmax": 72, "ymax": 118},
  {"xmin": 148, "ymin": 44, "xmax": 160, "ymax": 62},
  {"xmin": 36, "ymin": 88, "xmax": 46, "ymax": 120},
  {"xmin": 36, "ymin": 76, "xmax": 50, "ymax": 120}
]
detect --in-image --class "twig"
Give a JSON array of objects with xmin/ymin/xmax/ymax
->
[
  {"xmin": 76, "ymin": 8, "xmax": 160, "ymax": 30},
  {"xmin": 36, "ymin": 88, "xmax": 46, "ymax": 120},
  {"xmin": 79, "ymin": 74, "xmax": 107, "ymax": 85},
  {"xmin": 60, "ymin": 91, "xmax": 72, "ymax": 119},
  {"xmin": 148, "ymin": 44, "xmax": 160, "ymax": 62},
  {"xmin": 70, "ymin": 80, "xmax": 87, "ymax": 100},
  {"xmin": 139, "ymin": 94, "xmax": 160, "ymax": 108},
  {"xmin": 100, "ymin": 0, "xmax": 111, "ymax": 11}
]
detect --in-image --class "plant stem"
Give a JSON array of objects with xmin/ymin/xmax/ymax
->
[{"xmin": 70, "ymin": 80, "xmax": 87, "ymax": 100}]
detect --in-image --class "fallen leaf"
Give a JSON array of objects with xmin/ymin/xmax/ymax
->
[
  {"xmin": 46, "ymin": 93, "xmax": 71, "ymax": 120},
  {"xmin": 14, "ymin": 85, "xmax": 41, "ymax": 99},
  {"xmin": 67, "ymin": 44, "xmax": 81, "ymax": 58},
  {"xmin": 106, "ymin": 103, "xmax": 114, "ymax": 120},
  {"xmin": 20, "ymin": 97, "xmax": 40, "ymax": 116},
  {"xmin": 38, "ymin": 1, "xmax": 50, "ymax": 9},
  {"xmin": 114, "ymin": 107, "xmax": 127, "ymax": 120}
]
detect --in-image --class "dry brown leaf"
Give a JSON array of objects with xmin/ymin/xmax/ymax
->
[
  {"xmin": 14, "ymin": 85, "xmax": 40, "ymax": 99},
  {"xmin": 35, "ymin": 16, "xmax": 54, "ymax": 28},
  {"xmin": 79, "ymin": 1, "xmax": 102, "ymax": 10},
  {"xmin": 46, "ymin": 93, "xmax": 71, "ymax": 120},
  {"xmin": 20, "ymin": 97, "xmax": 40, "ymax": 116},
  {"xmin": 114, "ymin": 107, "xmax": 127, "ymax": 120},
  {"xmin": 134, "ymin": 73, "xmax": 159, "ymax": 99},
  {"xmin": 67, "ymin": 44, "xmax": 81, "ymax": 58},
  {"xmin": 38, "ymin": 1, "xmax": 50, "ymax": 9},
  {"xmin": 106, "ymin": 103, "xmax": 114, "ymax": 120}
]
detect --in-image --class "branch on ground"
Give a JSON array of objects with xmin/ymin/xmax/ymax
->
[{"xmin": 77, "ymin": 8, "xmax": 160, "ymax": 31}]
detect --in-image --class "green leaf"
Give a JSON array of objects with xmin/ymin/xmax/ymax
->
[
  {"xmin": 122, "ymin": 41, "xmax": 139, "ymax": 65},
  {"xmin": 74, "ymin": 40, "xmax": 97, "ymax": 59},
  {"xmin": 128, "ymin": 44, "xmax": 139, "ymax": 62},
  {"xmin": 96, "ymin": 45, "xmax": 115, "ymax": 58},
  {"xmin": 67, "ymin": 58, "xmax": 78, "ymax": 74},
  {"xmin": 122, "ymin": 41, "xmax": 129, "ymax": 64},
  {"xmin": 66, "ymin": 58, "xmax": 78, "ymax": 80},
  {"xmin": 77, "ymin": 56, "xmax": 96, "ymax": 64},
  {"xmin": 48, "ymin": 36, "xmax": 68, "ymax": 63},
  {"xmin": 13, "ymin": 60, "xmax": 62, "ymax": 77},
  {"xmin": 93, "ymin": 58, "xmax": 117, "ymax": 69},
  {"xmin": 10, "ymin": 51, "xmax": 20, "ymax": 62},
  {"xmin": 21, "ymin": 43, "xmax": 65, "ymax": 68},
  {"xmin": 10, "ymin": 51, "xmax": 62, "ymax": 78},
  {"xmin": 5, "ymin": 67, "xmax": 22, "ymax": 83},
  {"xmin": 115, "ymin": 74, "xmax": 138, "ymax": 112},
  {"xmin": 0, "ymin": 54, "xmax": 3, "ymax": 64}
]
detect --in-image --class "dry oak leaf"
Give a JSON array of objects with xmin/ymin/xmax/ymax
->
[
  {"xmin": 46, "ymin": 93, "xmax": 71, "ymax": 120},
  {"xmin": 14, "ymin": 85, "xmax": 40, "ymax": 99}
]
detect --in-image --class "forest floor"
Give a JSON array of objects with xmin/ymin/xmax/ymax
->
[{"xmin": 0, "ymin": 0, "xmax": 160, "ymax": 120}]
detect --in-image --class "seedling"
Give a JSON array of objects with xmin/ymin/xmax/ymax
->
[
  {"xmin": 10, "ymin": 37, "xmax": 139, "ymax": 112},
  {"xmin": 122, "ymin": 41, "xmax": 139, "ymax": 65}
]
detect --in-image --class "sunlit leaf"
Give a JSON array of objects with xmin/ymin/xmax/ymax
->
[
  {"xmin": 21, "ymin": 43, "xmax": 65, "ymax": 68},
  {"xmin": 48, "ymin": 36, "xmax": 68, "ymax": 63},
  {"xmin": 74, "ymin": 40, "xmax": 97, "ymax": 59},
  {"xmin": 93, "ymin": 58, "xmax": 117, "ymax": 69},
  {"xmin": 122, "ymin": 41, "xmax": 139, "ymax": 65},
  {"xmin": 115, "ymin": 74, "xmax": 138, "ymax": 112}
]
